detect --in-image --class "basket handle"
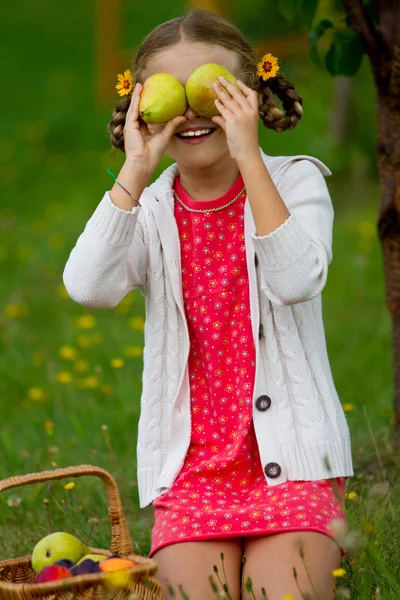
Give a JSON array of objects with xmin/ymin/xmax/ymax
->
[{"xmin": 0, "ymin": 464, "xmax": 134, "ymax": 555}]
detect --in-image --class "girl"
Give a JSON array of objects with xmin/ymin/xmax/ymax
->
[{"xmin": 64, "ymin": 9, "xmax": 353, "ymax": 600}]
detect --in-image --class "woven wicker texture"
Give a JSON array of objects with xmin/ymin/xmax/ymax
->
[{"xmin": 0, "ymin": 465, "xmax": 163, "ymax": 600}]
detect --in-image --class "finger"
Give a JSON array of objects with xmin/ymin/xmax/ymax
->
[
  {"xmin": 236, "ymin": 80, "xmax": 259, "ymax": 110},
  {"xmin": 213, "ymin": 82, "xmax": 241, "ymax": 115},
  {"xmin": 214, "ymin": 98, "xmax": 233, "ymax": 120},
  {"xmin": 218, "ymin": 76, "xmax": 248, "ymax": 110},
  {"xmin": 211, "ymin": 116, "xmax": 226, "ymax": 131},
  {"xmin": 161, "ymin": 115, "xmax": 187, "ymax": 142},
  {"xmin": 127, "ymin": 84, "xmax": 141, "ymax": 122}
]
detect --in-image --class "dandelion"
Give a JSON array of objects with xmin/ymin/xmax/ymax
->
[
  {"xmin": 64, "ymin": 482, "xmax": 75, "ymax": 491},
  {"xmin": 58, "ymin": 345, "xmax": 78, "ymax": 360},
  {"xmin": 33, "ymin": 350, "xmax": 44, "ymax": 367},
  {"xmin": 7, "ymin": 496, "xmax": 21, "ymax": 508},
  {"xmin": 332, "ymin": 568, "xmax": 346, "ymax": 577},
  {"xmin": 111, "ymin": 358, "xmax": 125, "ymax": 368},
  {"xmin": 101, "ymin": 384, "xmax": 112, "ymax": 395},
  {"xmin": 76, "ymin": 334, "xmax": 92, "ymax": 348},
  {"xmin": 78, "ymin": 375, "xmax": 100, "ymax": 389},
  {"xmin": 129, "ymin": 316, "xmax": 145, "ymax": 331},
  {"xmin": 27, "ymin": 387, "xmax": 47, "ymax": 402},
  {"xmin": 4, "ymin": 303, "xmax": 29, "ymax": 318},
  {"xmin": 73, "ymin": 359, "xmax": 90, "ymax": 373},
  {"xmin": 44, "ymin": 421, "xmax": 54, "ymax": 436},
  {"xmin": 342, "ymin": 403, "xmax": 356, "ymax": 412},
  {"xmin": 364, "ymin": 522, "xmax": 375, "ymax": 533},
  {"xmin": 346, "ymin": 491, "xmax": 358, "ymax": 501},
  {"xmin": 57, "ymin": 371, "xmax": 72, "ymax": 384},
  {"xmin": 75, "ymin": 314, "xmax": 96, "ymax": 329},
  {"xmin": 116, "ymin": 69, "xmax": 133, "ymax": 97},
  {"xmin": 257, "ymin": 53, "xmax": 279, "ymax": 81},
  {"xmin": 123, "ymin": 346, "xmax": 142, "ymax": 358},
  {"xmin": 281, "ymin": 595, "xmax": 295, "ymax": 600}
]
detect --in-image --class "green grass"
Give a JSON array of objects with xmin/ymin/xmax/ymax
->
[{"xmin": 0, "ymin": 1, "xmax": 398, "ymax": 598}]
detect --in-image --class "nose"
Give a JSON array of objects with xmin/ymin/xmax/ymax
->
[{"xmin": 183, "ymin": 105, "xmax": 198, "ymax": 120}]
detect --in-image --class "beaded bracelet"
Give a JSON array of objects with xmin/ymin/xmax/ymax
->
[{"xmin": 107, "ymin": 169, "xmax": 141, "ymax": 207}]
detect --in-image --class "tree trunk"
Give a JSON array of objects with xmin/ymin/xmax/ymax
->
[
  {"xmin": 376, "ymin": 93, "xmax": 400, "ymax": 447},
  {"xmin": 343, "ymin": 0, "xmax": 400, "ymax": 447}
]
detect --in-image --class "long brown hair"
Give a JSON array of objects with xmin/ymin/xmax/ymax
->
[{"xmin": 108, "ymin": 9, "xmax": 303, "ymax": 152}]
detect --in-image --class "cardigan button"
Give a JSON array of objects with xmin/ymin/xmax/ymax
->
[
  {"xmin": 264, "ymin": 462, "xmax": 281, "ymax": 478},
  {"xmin": 255, "ymin": 395, "xmax": 271, "ymax": 411},
  {"xmin": 258, "ymin": 323, "xmax": 264, "ymax": 340},
  {"xmin": 254, "ymin": 253, "xmax": 259, "ymax": 268}
]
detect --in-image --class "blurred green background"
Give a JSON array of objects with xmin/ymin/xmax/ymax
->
[{"xmin": 0, "ymin": 0, "xmax": 392, "ymax": 559}]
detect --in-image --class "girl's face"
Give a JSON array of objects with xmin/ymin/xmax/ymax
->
[{"xmin": 142, "ymin": 41, "xmax": 242, "ymax": 170}]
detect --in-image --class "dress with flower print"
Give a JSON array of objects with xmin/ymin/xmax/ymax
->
[{"xmin": 149, "ymin": 173, "xmax": 348, "ymax": 558}]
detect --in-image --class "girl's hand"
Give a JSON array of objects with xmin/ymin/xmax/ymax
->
[
  {"xmin": 124, "ymin": 83, "xmax": 187, "ymax": 175},
  {"xmin": 211, "ymin": 78, "xmax": 260, "ymax": 165}
]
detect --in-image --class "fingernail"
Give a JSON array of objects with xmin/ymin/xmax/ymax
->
[{"xmin": 219, "ymin": 76, "xmax": 225, "ymax": 81}]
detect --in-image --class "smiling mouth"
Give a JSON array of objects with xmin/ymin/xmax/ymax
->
[{"xmin": 175, "ymin": 127, "xmax": 216, "ymax": 139}]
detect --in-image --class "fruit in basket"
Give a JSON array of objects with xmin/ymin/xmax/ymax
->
[
  {"xmin": 71, "ymin": 558, "xmax": 101, "ymax": 576},
  {"xmin": 36, "ymin": 565, "xmax": 72, "ymax": 583},
  {"xmin": 99, "ymin": 557, "xmax": 137, "ymax": 571},
  {"xmin": 54, "ymin": 558, "xmax": 75, "ymax": 569},
  {"xmin": 32, "ymin": 532, "xmax": 90, "ymax": 573},
  {"xmin": 78, "ymin": 553, "xmax": 108, "ymax": 563},
  {"xmin": 139, "ymin": 73, "xmax": 187, "ymax": 124},
  {"xmin": 186, "ymin": 63, "xmax": 239, "ymax": 117}
]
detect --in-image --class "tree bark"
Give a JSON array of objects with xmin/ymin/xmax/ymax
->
[{"xmin": 344, "ymin": 0, "xmax": 400, "ymax": 446}]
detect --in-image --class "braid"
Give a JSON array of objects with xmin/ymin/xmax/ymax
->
[
  {"xmin": 257, "ymin": 74, "xmax": 303, "ymax": 133},
  {"xmin": 107, "ymin": 94, "xmax": 132, "ymax": 154}
]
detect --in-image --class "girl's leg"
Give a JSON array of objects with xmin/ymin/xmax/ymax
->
[
  {"xmin": 152, "ymin": 538, "xmax": 243, "ymax": 600},
  {"xmin": 242, "ymin": 531, "xmax": 341, "ymax": 600}
]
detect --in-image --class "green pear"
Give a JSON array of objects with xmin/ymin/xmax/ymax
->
[
  {"xmin": 78, "ymin": 553, "xmax": 108, "ymax": 564},
  {"xmin": 186, "ymin": 64, "xmax": 239, "ymax": 118},
  {"xmin": 32, "ymin": 532, "xmax": 90, "ymax": 574},
  {"xmin": 139, "ymin": 73, "xmax": 187, "ymax": 124}
]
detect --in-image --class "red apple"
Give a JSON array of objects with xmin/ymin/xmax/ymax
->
[{"xmin": 36, "ymin": 565, "xmax": 72, "ymax": 583}]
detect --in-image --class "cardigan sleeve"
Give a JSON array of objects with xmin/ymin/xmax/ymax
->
[
  {"xmin": 63, "ymin": 191, "xmax": 148, "ymax": 308},
  {"xmin": 251, "ymin": 159, "xmax": 333, "ymax": 306}
]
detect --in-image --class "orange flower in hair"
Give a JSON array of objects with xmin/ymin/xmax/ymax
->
[
  {"xmin": 257, "ymin": 53, "xmax": 279, "ymax": 81},
  {"xmin": 116, "ymin": 69, "xmax": 133, "ymax": 96}
]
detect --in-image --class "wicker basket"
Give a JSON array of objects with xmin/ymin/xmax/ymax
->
[{"xmin": 0, "ymin": 465, "xmax": 163, "ymax": 600}]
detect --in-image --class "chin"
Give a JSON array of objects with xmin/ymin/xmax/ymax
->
[{"xmin": 168, "ymin": 141, "xmax": 230, "ymax": 170}]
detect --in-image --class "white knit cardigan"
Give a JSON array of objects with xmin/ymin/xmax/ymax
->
[{"xmin": 63, "ymin": 148, "xmax": 354, "ymax": 508}]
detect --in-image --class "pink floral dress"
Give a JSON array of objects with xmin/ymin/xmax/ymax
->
[{"xmin": 149, "ymin": 174, "xmax": 348, "ymax": 558}]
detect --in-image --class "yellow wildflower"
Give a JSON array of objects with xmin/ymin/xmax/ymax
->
[
  {"xmin": 116, "ymin": 69, "xmax": 133, "ymax": 96},
  {"xmin": 332, "ymin": 568, "xmax": 346, "ymax": 577},
  {"xmin": 75, "ymin": 314, "xmax": 96, "ymax": 329},
  {"xmin": 111, "ymin": 358, "xmax": 125, "ymax": 369},
  {"xmin": 123, "ymin": 345, "xmax": 142, "ymax": 358},
  {"xmin": 56, "ymin": 371, "xmax": 72, "ymax": 384},
  {"xmin": 129, "ymin": 316, "xmax": 145, "ymax": 331},
  {"xmin": 257, "ymin": 53, "xmax": 279, "ymax": 81},
  {"xmin": 78, "ymin": 376, "xmax": 100, "ymax": 389},
  {"xmin": 101, "ymin": 384, "xmax": 112, "ymax": 395},
  {"xmin": 44, "ymin": 421, "xmax": 54, "ymax": 436},
  {"xmin": 73, "ymin": 359, "xmax": 90, "ymax": 373},
  {"xmin": 4, "ymin": 303, "xmax": 29, "ymax": 318},
  {"xmin": 342, "ymin": 403, "xmax": 356, "ymax": 412},
  {"xmin": 59, "ymin": 345, "xmax": 78, "ymax": 360},
  {"xmin": 346, "ymin": 491, "xmax": 358, "ymax": 501},
  {"xmin": 76, "ymin": 334, "xmax": 92, "ymax": 348},
  {"xmin": 364, "ymin": 522, "xmax": 375, "ymax": 533},
  {"xmin": 358, "ymin": 221, "xmax": 375, "ymax": 239},
  {"xmin": 281, "ymin": 595, "xmax": 295, "ymax": 600},
  {"xmin": 27, "ymin": 387, "xmax": 47, "ymax": 402},
  {"xmin": 64, "ymin": 482, "xmax": 75, "ymax": 491},
  {"xmin": 33, "ymin": 350, "xmax": 44, "ymax": 367}
]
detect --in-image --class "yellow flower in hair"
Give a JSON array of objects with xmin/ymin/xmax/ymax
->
[
  {"xmin": 116, "ymin": 69, "xmax": 133, "ymax": 96},
  {"xmin": 257, "ymin": 53, "xmax": 279, "ymax": 81}
]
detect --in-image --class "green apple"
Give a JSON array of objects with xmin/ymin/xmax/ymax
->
[
  {"xmin": 77, "ymin": 553, "xmax": 108, "ymax": 564},
  {"xmin": 32, "ymin": 532, "xmax": 90, "ymax": 574}
]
